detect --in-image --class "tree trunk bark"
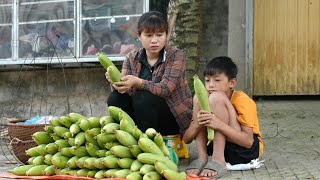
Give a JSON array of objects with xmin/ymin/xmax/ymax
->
[{"xmin": 167, "ymin": 0, "xmax": 203, "ymax": 93}]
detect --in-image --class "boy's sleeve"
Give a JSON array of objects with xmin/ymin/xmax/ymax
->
[{"xmin": 233, "ymin": 97, "xmax": 258, "ymax": 128}]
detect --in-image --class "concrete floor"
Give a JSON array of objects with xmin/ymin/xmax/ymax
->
[{"xmin": 1, "ymin": 99, "xmax": 320, "ymax": 179}]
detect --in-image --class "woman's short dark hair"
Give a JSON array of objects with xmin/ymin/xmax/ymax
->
[
  {"xmin": 203, "ymin": 56, "xmax": 238, "ymax": 80},
  {"xmin": 137, "ymin": 11, "xmax": 168, "ymax": 35}
]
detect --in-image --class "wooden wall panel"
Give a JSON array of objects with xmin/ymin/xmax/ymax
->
[
  {"xmin": 275, "ymin": 0, "xmax": 287, "ymax": 95},
  {"xmin": 264, "ymin": 0, "xmax": 276, "ymax": 94},
  {"xmin": 253, "ymin": 0, "xmax": 265, "ymax": 95},
  {"xmin": 253, "ymin": 0, "xmax": 320, "ymax": 95},
  {"xmin": 308, "ymin": 0, "xmax": 320, "ymax": 94},
  {"xmin": 297, "ymin": 0, "xmax": 309, "ymax": 94},
  {"xmin": 287, "ymin": 0, "xmax": 298, "ymax": 94}
]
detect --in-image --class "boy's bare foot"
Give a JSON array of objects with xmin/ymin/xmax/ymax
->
[
  {"xmin": 200, "ymin": 160, "xmax": 227, "ymax": 178},
  {"xmin": 186, "ymin": 159, "xmax": 206, "ymax": 176}
]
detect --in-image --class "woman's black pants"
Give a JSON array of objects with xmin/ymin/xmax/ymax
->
[{"xmin": 107, "ymin": 90, "xmax": 180, "ymax": 135}]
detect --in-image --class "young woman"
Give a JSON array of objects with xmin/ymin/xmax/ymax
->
[{"xmin": 106, "ymin": 11, "xmax": 192, "ymax": 135}]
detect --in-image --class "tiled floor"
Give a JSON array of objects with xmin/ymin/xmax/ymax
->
[{"xmin": 180, "ymin": 99, "xmax": 320, "ymax": 179}]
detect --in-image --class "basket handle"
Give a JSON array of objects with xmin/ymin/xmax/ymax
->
[{"xmin": 9, "ymin": 138, "xmax": 34, "ymax": 146}]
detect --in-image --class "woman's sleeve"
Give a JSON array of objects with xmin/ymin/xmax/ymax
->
[
  {"xmin": 120, "ymin": 51, "xmax": 135, "ymax": 95},
  {"xmin": 121, "ymin": 52, "xmax": 133, "ymax": 77}
]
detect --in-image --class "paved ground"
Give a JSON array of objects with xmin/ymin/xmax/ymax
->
[
  {"xmin": 180, "ymin": 99, "xmax": 320, "ymax": 180},
  {"xmin": 1, "ymin": 99, "xmax": 320, "ymax": 179}
]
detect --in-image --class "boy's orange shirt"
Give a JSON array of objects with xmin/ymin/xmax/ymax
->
[{"xmin": 230, "ymin": 90, "xmax": 264, "ymax": 157}]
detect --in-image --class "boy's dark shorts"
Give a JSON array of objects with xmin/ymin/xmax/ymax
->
[{"xmin": 207, "ymin": 134, "xmax": 260, "ymax": 165}]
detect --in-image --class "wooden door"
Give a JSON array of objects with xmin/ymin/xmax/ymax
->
[{"xmin": 253, "ymin": 0, "xmax": 320, "ymax": 95}]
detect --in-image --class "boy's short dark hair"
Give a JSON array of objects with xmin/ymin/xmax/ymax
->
[
  {"xmin": 203, "ymin": 56, "xmax": 238, "ymax": 80},
  {"xmin": 137, "ymin": 11, "xmax": 168, "ymax": 35}
]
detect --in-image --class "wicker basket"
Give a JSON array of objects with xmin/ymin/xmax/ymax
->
[
  {"xmin": 9, "ymin": 139, "xmax": 37, "ymax": 164},
  {"xmin": 7, "ymin": 118, "xmax": 47, "ymax": 164},
  {"xmin": 7, "ymin": 118, "xmax": 46, "ymax": 141}
]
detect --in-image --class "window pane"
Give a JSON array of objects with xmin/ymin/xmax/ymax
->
[
  {"xmin": 82, "ymin": 16, "xmax": 141, "ymax": 56},
  {"xmin": 18, "ymin": 1, "xmax": 75, "ymax": 59},
  {"xmin": 19, "ymin": 21, "xmax": 74, "ymax": 59},
  {"xmin": 19, "ymin": 0, "xmax": 74, "ymax": 22},
  {"xmin": 82, "ymin": 0, "xmax": 144, "ymax": 17},
  {"xmin": 0, "ymin": 0, "xmax": 12, "ymax": 5},
  {"xmin": 81, "ymin": 0, "xmax": 143, "ymax": 56},
  {"xmin": 0, "ymin": 6, "xmax": 12, "ymax": 24},
  {"xmin": 0, "ymin": 26, "xmax": 12, "ymax": 59}
]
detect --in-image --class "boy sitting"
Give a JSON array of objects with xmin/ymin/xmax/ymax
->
[{"xmin": 183, "ymin": 56, "xmax": 264, "ymax": 178}]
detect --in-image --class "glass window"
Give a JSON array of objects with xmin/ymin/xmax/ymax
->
[
  {"xmin": 18, "ymin": 21, "xmax": 75, "ymax": 59},
  {"xmin": 0, "ymin": 0, "xmax": 147, "ymax": 64},
  {"xmin": 0, "ymin": 0, "xmax": 12, "ymax": 5},
  {"xmin": 82, "ymin": 0, "xmax": 144, "ymax": 17},
  {"xmin": 0, "ymin": 2, "xmax": 12, "ymax": 59},
  {"xmin": 18, "ymin": 0, "xmax": 75, "ymax": 59},
  {"xmin": 0, "ymin": 6, "xmax": 12, "ymax": 23},
  {"xmin": 19, "ymin": 0, "xmax": 74, "ymax": 22},
  {"xmin": 81, "ymin": 0, "xmax": 143, "ymax": 57}
]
